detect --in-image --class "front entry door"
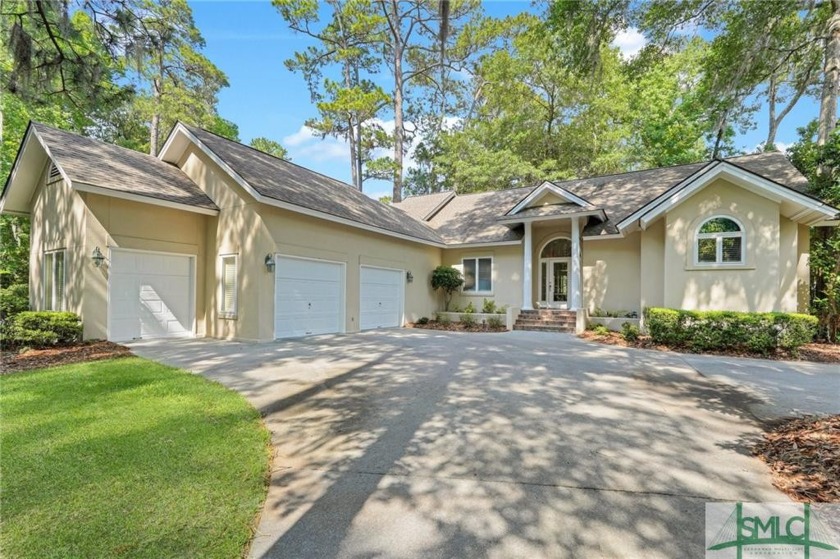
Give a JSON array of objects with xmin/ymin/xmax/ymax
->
[{"xmin": 540, "ymin": 258, "xmax": 569, "ymax": 307}]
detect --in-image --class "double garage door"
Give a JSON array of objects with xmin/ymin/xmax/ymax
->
[
  {"xmin": 108, "ymin": 249, "xmax": 195, "ymax": 342},
  {"xmin": 274, "ymin": 256, "xmax": 403, "ymax": 339}
]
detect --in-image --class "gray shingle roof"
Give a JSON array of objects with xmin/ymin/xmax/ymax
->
[
  {"xmin": 394, "ymin": 191, "xmax": 455, "ymax": 221},
  {"xmin": 423, "ymin": 188, "xmax": 532, "ymax": 244},
  {"xmin": 183, "ymin": 125, "xmax": 444, "ymax": 244},
  {"xmin": 395, "ymin": 151, "xmax": 812, "ymax": 242},
  {"xmin": 501, "ymin": 202, "xmax": 597, "ymax": 220},
  {"xmin": 33, "ymin": 122, "xmax": 218, "ymax": 211}
]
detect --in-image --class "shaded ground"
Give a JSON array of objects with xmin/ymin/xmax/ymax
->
[
  {"xmin": 1, "ymin": 341, "xmax": 131, "ymax": 373},
  {"xmin": 753, "ymin": 415, "xmax": 840, "ymax": 503},
  {"xmin": 580, "ymin": 330, "xmax": 840, "ymax": 364},
  {"xmin": 132, "ymin": 330, "xmax": 839, "ymax": 559}
]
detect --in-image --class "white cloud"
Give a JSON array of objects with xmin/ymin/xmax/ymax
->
[
  {"xmin": 612, "ymin": 28, "xmax": 647, "ymax": 59},
  {"xmin": 282, "ymin": 125, "xmax": 350, "ymax": 162}
]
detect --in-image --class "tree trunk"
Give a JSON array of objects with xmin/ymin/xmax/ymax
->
[
  {"xmin": 150, "ymin": 77, "xmax": 161, "ymax": 156},
  {"xmin": 818, "ymin": 0, "xmax": 840, "ymax": 146},
  {"xmin": 392, "ymin": 33, "xmax": 405, "ymax": 202},
  {"xmin": 766, "ymin": 76, "xmax": 778, "ymax": 148}
]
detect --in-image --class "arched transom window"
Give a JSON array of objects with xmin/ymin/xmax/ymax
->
[
  {"xmin": 541, "ymin": 238, "xmax": 572, "ymax": 258},
  {"xmin": 696, "ymin": 216, "xmax": 744, "ymax": 265}
]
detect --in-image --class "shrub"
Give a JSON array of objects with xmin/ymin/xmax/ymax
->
[
  {"xmin": 464, "ymin": 301, "xmax": 476, "ymax": 314},
  {"xmin": 436, "ymin": 312, "xmax": 450, "ymax": 325},
  {"xmin": 481, "ymin": 298, "xmax": 497, "ymax": 314},
  {"xmin": 487, "ymin": 316, "xmax": 505, "ymax": 329},
  {"xmin": 0, "ymin": 283, "xmax": 29, "ymax": 320},
  {"xmin": 591, "ymin": 324, "xmax": 610, "ymax": 336},
  {"xmin": 644, "ymin": 307, "xmax": 818, "ymax": 354},
  {"xmin": 431, "ymin": 266, "xmax": 464, "ymax": 311},
  {"xmin": 621, "ymin": 322, "xmax": 640, "ymax": 342},
  {"xmin": 7, "ymin": 311, "xmax": 83, "ymax": 348},
  {"xmin": 416, "ymin": 317, "xmax": 429, "ymax": 325},
  {"xmin": 460, "ymin": 313, "xmax": 477, "ymax": 327}
]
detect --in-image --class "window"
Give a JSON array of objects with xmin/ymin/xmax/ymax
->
[
  {"xmin": 44, "ymin": 250, "xmax": 65, "ymax": 310},
  {"xmin": 462, "ymin": 257, "xmax": 492, "ymax": 293},
  {"xmin": 695, "ymin": 216, "xmax": 744, "ymax": 265},
  {"xmin": 220, "ymin": 255, "xmax": 238, "ymax": 317},
  {"xmin": 541, "ymin": 238, "xmax": 571, "ymax": 258}
]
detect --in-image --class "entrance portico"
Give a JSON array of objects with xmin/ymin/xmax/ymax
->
[{"xmin": 520, "ymin": 216, "xmax": 583, "ymax": 310}]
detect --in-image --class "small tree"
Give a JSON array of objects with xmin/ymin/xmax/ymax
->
[{"xmin": 431, "ymin": 265, "xmax": 463, "ymax": 311}]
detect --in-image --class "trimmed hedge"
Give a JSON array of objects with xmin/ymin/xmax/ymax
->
[
  {"xmin": 644, "ymin": 308, "xmax": 817, "ymax": 354},
  {"xmin": 6, "ymin": 311, "xmax": 83, "ymax": 348}
]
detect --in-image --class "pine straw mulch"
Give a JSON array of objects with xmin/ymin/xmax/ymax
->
[
  {"xmin": 1, "ymin": 341, "xmax": 133, "ymax": 374},
  {"xmin": 579, "ymin": 330, "xmax": 840, "ymax": 364},
  {"xmin": 753, "ymin": 415, "xmax": 840, "ymax": 503},
  {"xmin": 408, "ymin": 321, "xmax": 507, "ymax": 333}
]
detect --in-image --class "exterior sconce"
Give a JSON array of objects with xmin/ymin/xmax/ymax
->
[
  {"xmin": 406, "ymin": 271, "xmax": 414, "ymax": 283},
  {"xmin": 265, "ymin": 254, "xmax": 275, "ymax": 272},
  {"xmin": 92, "ymin": 246, "xmax": 105, "ymax": 268}
]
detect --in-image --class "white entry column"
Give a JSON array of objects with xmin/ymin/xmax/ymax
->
[
  {"xmin": 570, "ymin": 216, "xmax": 582, "ymax": 310},
  {"xmin": 522, "ymin": 221, "xmax": 533, "ymax": 310}
]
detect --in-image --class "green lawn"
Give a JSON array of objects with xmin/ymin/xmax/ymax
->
[{"xmin": 1, "ymin": 357, "xmax": 270, "ymax": 559}]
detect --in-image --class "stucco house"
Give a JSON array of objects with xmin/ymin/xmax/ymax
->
[{"xmin": 2, "ymin": 121, "xmax": 838, "ymax": 341}]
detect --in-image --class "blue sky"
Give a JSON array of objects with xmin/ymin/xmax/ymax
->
[{"xmin": 190, "ymin": 1, "xmax": 819, "ymax": 201}]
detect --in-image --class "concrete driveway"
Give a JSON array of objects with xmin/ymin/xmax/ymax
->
[{"xmin": 130, "ymin": 331, "xmax": 839, "ymax": 559}]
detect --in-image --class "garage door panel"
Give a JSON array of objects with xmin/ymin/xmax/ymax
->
[
  {"xmin": 360, "ymin": 267, "xmax": 402, "ymax": 330},
  {"xmin": 275, "ymin": 256, "xmax": 343, "ymax": 339},
  {"xmin": 108, "ymin": 250, "xmax": 194, "ymax": 342}
]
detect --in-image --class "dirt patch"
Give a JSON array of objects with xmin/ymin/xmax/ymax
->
[
  {"xmin": 753, "ymin": 415, "xmax": 840, "ymax": 503},
  {"xmin": 408, "ymin": 321, "xmax": 506, "ymax": 333},
  {"xmin": 1, "ymin": 341, "xmax": 133, "ymax": 374},
  {"xmin": 579, "ymin": 330, "xmax": 840, "ymax": 364}
]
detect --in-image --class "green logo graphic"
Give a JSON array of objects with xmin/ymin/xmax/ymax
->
[{"xmin": 708, "ymin": 503, "xmax": 839, "ymax": 559}]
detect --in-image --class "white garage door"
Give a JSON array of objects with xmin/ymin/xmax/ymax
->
[
  {"xmin": 360, "ymin": 266, "xmax": 403, "ymax": 330},
  {"xmin": 108, "ymin": 250, "xmax": 194, "ymax": 342},
  {"xmin": 275, "ymin": 256, "xmax": 344, "ymax": 339}
]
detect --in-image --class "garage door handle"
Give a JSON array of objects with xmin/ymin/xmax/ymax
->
[{"xmin": 308, "ymin": 302, "xmax": 311, "ymax": 308}]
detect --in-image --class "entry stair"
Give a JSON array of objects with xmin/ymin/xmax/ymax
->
[{"xmin": 513, "ymin": 309, "xmax": 577, "ymax": 333}]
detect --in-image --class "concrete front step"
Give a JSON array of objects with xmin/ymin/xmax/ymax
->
[
  {"xmin": 515, "ymin": 320, "xmax": 576, "ymax": 327},
  {"xmin": 513, "ymin": 324, "xmax": 575, "ymax": 333}
]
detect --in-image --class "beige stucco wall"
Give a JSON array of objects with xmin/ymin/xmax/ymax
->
[
  {"xmin": 442, "ymin": 245, "xmax": 522, "ymax": 311},
  {"xmin": 81, "ymin": 193, "xmax": 208, "ymax": 339},
  {"xmin": 179, "ymin": 145, "xmax": 441, "ymax": 341},
  {"xmin": 662, "ymin": 178, "xmax": 791, "ymax": 312},
  {"xmin": 640, "ymin": 219, "xmax": 666, "ymax": 310},
  {"xmin": 582, "ymin": 233, "xmax": 641, "ymax": 314},
  {"xmin": 29, "ymin": 170, "xmax": 87, "ymax": 326}
]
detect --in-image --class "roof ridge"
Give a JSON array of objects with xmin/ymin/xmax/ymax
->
[{"xmin": 180, "ymin": 122, "xmax": 366, "ymax": 192}]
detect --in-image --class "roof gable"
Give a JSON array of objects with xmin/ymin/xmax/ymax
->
[
  {"xmin": 506, "ymin": 181, "xmax": 593, "ymax": 215},
  {"xmin": 2, "ymin": 122, "xmax": 219, "ymax": 216},
  {"xmin": 159, "ymin": 123, "xmax": 445, "ymax": 246}
]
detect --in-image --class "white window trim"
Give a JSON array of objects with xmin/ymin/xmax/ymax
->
[
  {"xmin": 219, "ymin": 254, "xmax": 238, "ymax": 318},
  {"xmin": 461, "ymin": 256, "xmax": 494, "ymax": 295},
  {"xmin": 43, "ymin": 249, "xmax": 66, "ymax": 311},
  {"xmin": 693, "ymin": 216, "xmax": 745, "ymax": 267}
]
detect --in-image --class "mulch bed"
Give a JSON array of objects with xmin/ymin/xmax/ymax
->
[
  {"xmin": 408, "ymin": 321, "xmax": 507, "ymax": 333},
  {"xmin": 579, "ymin": 330, "xmax": 840, "ymax": 364},
  {"xmin": 1, "ymin": 341, "xmax": 133, "ymax": 374},
  {"xmin": 753, "ymin": 415, "xmax": 840, "ymax": 503}
]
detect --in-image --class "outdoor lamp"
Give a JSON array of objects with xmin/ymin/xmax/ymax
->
[
  {"xmin": 265, "ymin": 254, "xmax": 275, "ymax": 272},
  {"xmin": 92, "ymin": 247, "xmax": 105, "ymax": 268},
  {"xmin": 406, "ymin": 271, "xmax": 414, "ymax": 283}
]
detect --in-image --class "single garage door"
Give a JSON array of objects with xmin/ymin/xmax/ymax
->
[
  {"xmin": 275, "ymin": 255, "xmax": 344, "ymax": 338},
  {"xmin": 360, "ymin": 266, "xmax": 403, "ymax": 330},
  {"xmin": 108, "ymin": 249, "xmax": 194, "ymax": 341}
]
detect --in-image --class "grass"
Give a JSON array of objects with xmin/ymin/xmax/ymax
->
[{"xmin": 1, "ymin": 357, "xmax": 270, "ymax": 559}]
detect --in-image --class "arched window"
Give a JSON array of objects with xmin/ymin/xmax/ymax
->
[
  {"xmin": 541, "ymin": 238, "xmax": 572, "ymax": 258},
  {"xmin": 695, "ymin": 216, "xmax": 744, "ymax": 265}
]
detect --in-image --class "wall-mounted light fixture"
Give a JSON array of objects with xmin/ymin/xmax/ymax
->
[
  {"xmin": 92, "ymin": 246, "xmax": 105, "ymax": 268},
  {"xmin": 406, "ymin": 271, "xmax": 414, "ymax": 283},
  {"xmin": 265, "ymin": 254, "xmax": 275, "ymax": 272}
]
